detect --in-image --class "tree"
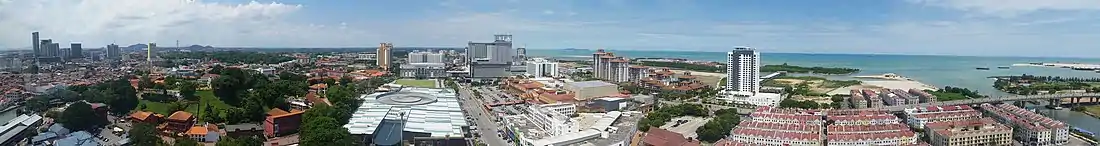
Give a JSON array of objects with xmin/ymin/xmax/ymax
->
[
  {"xmin": 59, "ymin": 102, "xmax": 104, "ymax": 131},
  {"xmin": 301, "ymin": 111, "xmax": 356, "ymax": 146},
  {"xmin": 174, "ymin": 138, "xmax": 199, "ymax": 146},
  {"xmin": 131, "ymin": 123, "xmax": 165, "ymax": 146},
  {"xmin": 179, "ymin": 82, "xmax": 198, "ymax": 101},
  {"xmin": 225, "ymin": 107, "xmax": 247, "ymax": 124},
  {"xmin": 339, "ymin": 76, "xmax": 353, "ymax": 86},
  {"xmin": 202, "ymin": 104, "xmax": 223, "ymax": 123},
  {"xmin": 167, "ymin": 101, "xmax": 189, "ymax": 113},
  {"xmin": 139, "ymin": 75, "xmax": 155, "ymax": 89},
  {"xmin": 279, "ymin": 72, "xmax": 307, "ymax": 81},
  {"xmin": 322, "ymin": 78, "xmax": 337, "ymax": 86},
  {"xmin": 216, "ymin": 135, "xmax": 263, "ymax": 146},
  {"xmin": 24, "ymin": 97, "xmax": 49, "ymax": 112},
  {"xmin": 212, "ymin": 76, "xmax": 244, "ymax": 104}
]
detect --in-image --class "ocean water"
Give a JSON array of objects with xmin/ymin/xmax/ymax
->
[{"xmin": 528, "ymin": 49, "xmax": 1100, "ymax": 96}]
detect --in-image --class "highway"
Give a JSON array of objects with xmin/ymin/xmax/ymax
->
[{"xmin": 456, "ymin": 84, "xmax": 511, "ymax": 146}]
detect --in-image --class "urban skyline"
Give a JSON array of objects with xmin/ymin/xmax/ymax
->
[{"xmin": 2, "ymin": 0, "xmax": 1100, "ymax": 58}]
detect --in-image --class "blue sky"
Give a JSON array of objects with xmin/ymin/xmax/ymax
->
[{"xmin": 2, "ymin": 0, "xmax": 1100, "ymax": 57}]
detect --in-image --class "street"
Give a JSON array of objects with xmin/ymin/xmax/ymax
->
[{"xmin": 456, "ymin": 84, "xmax": 510, "ymax": 146}]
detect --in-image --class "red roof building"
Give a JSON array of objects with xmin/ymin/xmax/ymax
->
[
  {"xmin": 162, "ymin": 111, "xmax": 196, "ymax": 133},
  {"xmin": 264, "ymin": 108, "xmax": 305, "ymax": 137},
  {"xmin": 642, "ymin": 128, "xmax": 701, "ymax": 146},
  {"xmin": 129, "ymin": 111, "xmax": 163, "ymax": 123}
]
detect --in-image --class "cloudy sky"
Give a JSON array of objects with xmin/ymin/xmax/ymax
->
[{"xmin": 1, "ymin": 0, "xmax": 1099, "ymax": 57}]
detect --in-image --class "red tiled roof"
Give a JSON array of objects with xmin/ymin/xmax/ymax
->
[
  {"xmin": 643, "ymin": 128, "xmax": 701, "ymax": 146},
  {"xmin": 267, "ymin": 108, "xmax": 290, "ymax": 116},
  {"xmin": 130, "ymin": 111, "xmax": 155, "ymax": 121},
  {"xmin": 305, "ymin": 92, "xmax": 332, "ymax": 106},
  {"xmin": 167, "ymin": 111, "xmax": 194, "ymax": 121}
]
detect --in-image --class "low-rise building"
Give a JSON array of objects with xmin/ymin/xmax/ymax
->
[
  {"xmin": 848, "ymin": 90, "xmax": 868, "ymax": 108},
  {"xmin": 129, "ymin": 111, "xmax": 163, "ymax": 123},
  {"xmin": 908, "ymin": 89, "xmax": 937, "ymax": 103},
  {"xmin": 399, "ymin": 63, "xmax": 447, "ymax": 79},
  {"xmin": 563, "ymin": 81, "xmax": 619, "ymax": 101},
  {"xmin": 729, "ymin": 106, "xmax": 824, "ymax": 145},
  {"xmin": 161, "ymin": 111, "xmax": 196, "ymax": 134},
  {"xmin": 980, "ymin": 103, "xmax": 1069, "ymax": 146},
  {"xmin": 641, "ymin": 128, "xmax": 701, "ymax": 146},
  {"xmin": 902, "ymin": 105, "xmax": 981, "ymax": 129},
  {"xmin": 825, "ymin": 110, "xmax": 918, "ymax": 146},
  {"xmin": 537, "ymin": 102, "xmax": 577, "ymax": 116},
  {"xmin": 0, "ymin": 114, "xmax": 44, "ymax": 145},
  {"xmin": 185, "ymin": 124, "xmax": 221, "ymax": 142},
  {"xmin": 925, "ymin": 118, "xmax": 1013, "ymax": 146},
  {"xmin": 264, "ymin": 108, "xmax": 304, "ymax": 137}
]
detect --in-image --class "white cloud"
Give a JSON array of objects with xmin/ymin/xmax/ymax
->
[
  {"xmin": 542, "ymin": 10, "xmax": 555, "ymax": 15},
  {"xmin": 0, "ymin": 0, "xmax": 378, "ymax": 49},
  {"xmin": 910, "ymin": 0, "xmax": 1100, "ymax": 17}
]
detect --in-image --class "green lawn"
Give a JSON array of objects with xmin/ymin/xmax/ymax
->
[
  {"xmin": 136, "ymin": 91, "xmax": 234, "ymax": 122},
  {"xmin": 394, "ymin": 79, "xmax": 437, "ymax": 88}
]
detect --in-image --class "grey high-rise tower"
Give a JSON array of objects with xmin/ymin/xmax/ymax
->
[
  {"xmin": 70, "ymin": 43, "xmax": 83, "ymax": 59},
  {"xmin": 467, "ymin": 35, "xmax": 515, "ymax": 78},
  {"xmin": 31, "ymin": 32, "xmax": 39, "ymax": 57},
  {"xmin": 106, "ymin": 44, "xmax": 121, "ymax": 60}
]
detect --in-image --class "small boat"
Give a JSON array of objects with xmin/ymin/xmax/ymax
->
[
  {"xmin": 997, "ymin": 66, "xmax": 1010, "ymax": 69},
  {"xmin": 976, "ymin": 67, "xmax": 990, "ymax": 70}
]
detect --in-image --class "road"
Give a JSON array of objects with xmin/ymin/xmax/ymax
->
[{"xmin": 456, "ymin": 84, "xmax": 510, "ymax": 146}]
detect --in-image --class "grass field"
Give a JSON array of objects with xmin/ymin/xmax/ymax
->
[
  {"xmin": 137, "ymin": 91, "xmax": 234, "ymax": 122},
  {"xmin": 394, "ymin": 79, "xmax": 437, "ymax": 88}
]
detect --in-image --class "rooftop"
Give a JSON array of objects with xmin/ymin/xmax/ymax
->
[
  {"xmin": 567, "ymin": 81, "xmax": 615, "ymax": 88},
  {"xmin": 643, "ymin": 128, "xmax": 701, "ymax": 146},
  {"xmin": 167, "ymin": 111, "xmax": 194, "ymax": 121},
  {"xmin": 344, "ymin": 87, "xmax": 467, "ymax": 137}
]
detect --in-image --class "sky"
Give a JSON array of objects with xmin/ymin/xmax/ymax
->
[{"xmin": 1, "ymin": 0, "xmax": 1099, "ymax": 57}]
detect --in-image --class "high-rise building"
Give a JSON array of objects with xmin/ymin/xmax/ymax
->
[
  {"xmin": 525, "ymin": 58, "xmax": 558, "ymax": 78},
  {"xmin": 727, "ymin": 47, "xmax": 760, "ymax": 96},
  {"xmin": 39, "ymin": 39, "xmax": 53, "ymax": 57},
  {"xmin": 106, "ymin": 44, "xmax": 121, "ymax": 60},
  {"xmin": 69, "ymin": 43, "xmax": 83, "ymax": 59},
  {"xmin": 467, "ymin": 35, "xmax": 515, "ymax": 78},
  {"xmin": 406, "ymin": 51, "xmax": 444, "ymax": 63},
  {"xmin": 515, "ymin": 47, "xmax": 527, "ymax": 65},
  {"xmin": 49, "ymin": 42, "xmax": 60, "ymax": 59},
  {"xmin": 147, "ymin": 43, "xmax": 157, "ymax": 62},
  {"xmin": 31, "ymin": 32, "xmax": 39, "ymax": 58},
  {"xmin": 377, "ymin": 43, "xmax": 393, "ymax": 71},
  {"xmin": 590, "ymin": 49, "xmax": 630, "ymax": 82}
]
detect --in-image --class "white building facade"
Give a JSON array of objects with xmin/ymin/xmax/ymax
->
[
  {"xmin": 727, "ymin": 47, "xmax": 760, "ymax": 96},
  {"xmin": 526, "ymin": 58, "xmax": 560, "ymax": 78},
  {"xmin": 537, "ymin": 102, "xmax": 576, "ymax": 116}
]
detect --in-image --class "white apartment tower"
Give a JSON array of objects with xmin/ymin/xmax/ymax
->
[
  {"xmin": 591, "ymin": 49, "xmax": 630, "ymax": 83},
  {"xmin": 525, "ymin": 58, "xmax": 559, "ymax": 78},
  {"xmin": 727, "ymin": 47, "xmax": 760, "ymax": 96}
]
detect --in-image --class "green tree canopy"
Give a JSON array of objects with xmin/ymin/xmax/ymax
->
[{"xmin": 59, "ymin": 102, "xmax": 105, "ymax": 131}]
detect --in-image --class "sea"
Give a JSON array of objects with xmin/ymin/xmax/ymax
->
[
  {"xmin": 529, "ymin": 49, "xmax": 1100, "ymax": 96},
  {"xmin": 530, "ymin": 49, "xmax": 1100, "ymax": 138}
]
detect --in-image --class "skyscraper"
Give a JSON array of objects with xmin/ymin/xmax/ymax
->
[
  {"xmin": 147, "ymin": 43, "xmax": 156, "ymax": 62},
  {"xmin": 106, "ymin": 44, "xmax": 121, "ymax": 60},
  {"xmin": 467, "ymin": 35, "xmax": 516, "ymax": 78},
  {"xmin": 31, "ymin": 32, "xmax": 39, "ymax": 58},
  {"xmin": 727, "ymin": 47, "xmax": 760, "ymax": 96},
  {"xmin": 70, "ymin": 43, "xmax": 83, "ymax": 59},
  {"xmin": 377, "ymin": 43, "xmax": 393, "ymax": 71}
]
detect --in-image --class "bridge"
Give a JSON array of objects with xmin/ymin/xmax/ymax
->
[{"xmin": 865, "ymin": 93, "xmax": 1100, "ymax": 112}]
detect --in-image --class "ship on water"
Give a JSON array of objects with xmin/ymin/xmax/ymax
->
[
  {"xmin": 976, "ymin": 67, "xmax": 990, "ymax": 70},
  {"xmin": 997, "ymin": 66, "xmax": 1010, "ymax": 69}
]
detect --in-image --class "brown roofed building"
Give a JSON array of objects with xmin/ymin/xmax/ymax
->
[
  {"xmin": 642, "ymin": 128, "xmax": 701, "ymax": 146},
  {"xmin": 129, "ymin": 111, "xmax": 163, "ymax": 123},
  {"xmin": 304, "ymin": 92, "xmax": 332, "ymax": 107},
  {"xmin": 164, "ymin": 111, "xmax": 196, "ymax": 133}
]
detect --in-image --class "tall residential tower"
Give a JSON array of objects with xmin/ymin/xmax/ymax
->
[
  {"xmin": 727, "ymin": 47, "xmax": 760, "ymax": 96},
  {"xmin": 32, "ymin": 32, "xmax": 40, "ymax": 58},
  {"xmin": 377, "ymin": 43, "xmax": 393, "ymax": 71}
]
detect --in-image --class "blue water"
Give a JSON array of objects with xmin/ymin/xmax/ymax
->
[
  {"xmin": 531, "ymin": 49, "xmax": 1100, "ymax": 138},
  {"xmin": 529, "ymin": 49, "xmax": 1100, "ymax": 96}
]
